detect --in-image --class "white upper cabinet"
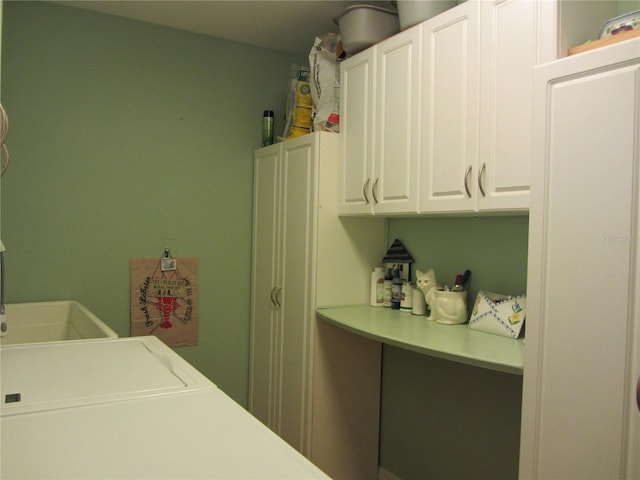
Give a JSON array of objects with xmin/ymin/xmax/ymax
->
[
  {"xmin": 420, "ymin": 1, "xmax": 480, "ymax": 213},
  {"xmin": 477, "ymin": 0, "xmax": 557, "ymax": 212},
  {"xmin": 339, "ymin": 25, "xmax": 421, "ymax": 215},
  {"xmin": 421, "ymin": 0, "xmax": 556, "ymax": 214},
  {"xmin": 339, "ymin": 0, "xmax": 558, "ymax": 216}
]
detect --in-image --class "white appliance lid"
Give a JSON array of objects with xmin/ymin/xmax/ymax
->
[
  {"xmin": 1, "ymin": 336, "xmax": 215, "ymax": 415},
  {"xmin": 1, "ymin": 388, "xmax": 329, "ymax": 479}
]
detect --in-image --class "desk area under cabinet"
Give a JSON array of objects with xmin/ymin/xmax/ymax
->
[
  {"xmin": 316, "ymin": 302, "xmax": 525, "ymax": 479},
  {"xmin": 317, "ymin": 305, "xmax": 524, "ymax": 375}
]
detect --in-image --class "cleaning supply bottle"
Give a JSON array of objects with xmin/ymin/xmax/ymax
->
[
  {"xmin": 401, "ymin": 282, "xmax": 413, "ymax": 312},
  {"xmin": 391, "ymin": 267, "xmax": 402, "ymax": 310},
  {"xmin": 262, "ymin": 110, "xmax": 274, "ymax": 146},
  {"xmin": 370, "ymin": 267, "xmax": 385, "ymax": 307},
  {"xmin": 383, "ymin": 268, "xmax": 393, "ymax": 307}
]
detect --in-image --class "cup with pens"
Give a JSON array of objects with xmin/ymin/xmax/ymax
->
[{"xmin": 427, "ymin": 270, "xmax": 471, "ymax": 325}]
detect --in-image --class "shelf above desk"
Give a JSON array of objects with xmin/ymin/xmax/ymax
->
[{"xmin": 316, "ymin": 305, "xmax": 524, "ymax": 375}]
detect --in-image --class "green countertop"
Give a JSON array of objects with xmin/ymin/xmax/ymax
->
[{"xmin": 316, "ymin": 305, "xmax": 524, "ymax": 375}]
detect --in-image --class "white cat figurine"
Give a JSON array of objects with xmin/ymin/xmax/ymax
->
[
  {"xmin": 416, "ymin": 269, "xmax": 440, "ymax": 313},
  {"xmin": 416, "ymin": 269, "xmax": 468, "ymax": 324}
]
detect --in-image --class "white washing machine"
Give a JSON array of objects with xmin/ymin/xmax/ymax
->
[{"xmin": 1, "ymin": 336, "xmax": 329, "ymax": 479}]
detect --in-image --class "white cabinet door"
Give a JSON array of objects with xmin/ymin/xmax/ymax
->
[
  {"xmin": 373, "ymin": 25, "xmax": 421, "ymax": 214},
  {"xmin": 249, "ymin": 144, "xmax": 281, "ymax": 429},
  {"xmin": 420, "ymin": 1, "xmax": 479, "ymax": 213},
  {"xmin": 249, "ymin": 135, "xmax": 316, "ymax": 453},
  {"xmin": 338, "ymin": 49, "xmax": 375, "ymax": 215},
  {"xmin": 278, "ymin": 137, "xmax": 316, "ymax": 452},
  {"xmin": 477, "ymin": 0, "xmax": 556, "ymax": 212},
  {"xmin": 520, "ymin": 39, "xmax": 640, "ymax": 480}
]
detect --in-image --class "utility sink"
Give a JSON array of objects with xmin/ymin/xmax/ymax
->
[{"xmin": 0, "ymin": 301, "xmax": 118, "ymax": 346}]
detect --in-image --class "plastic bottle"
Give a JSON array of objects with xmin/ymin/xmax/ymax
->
[
  {"xmin": 370, "ymin": 267, "xmax": 385, "ymax": 307},
  {"xmin": 391, "ymin": 267, "xmax": 402, "ymax": 310},
  {"xmin": 383, "ymin": 268, "xmax": 393, "ymax": 307},
  {"xmin": 411, "ymin": 286, "xmax": 427, "ymax": 315},
  {"xmin": 262, "ymin": 110, "xmax": 274, "ymax": 146},
  {"xmin": 401, "ymin": 282, "xmax": 413, "ymax": 312}
]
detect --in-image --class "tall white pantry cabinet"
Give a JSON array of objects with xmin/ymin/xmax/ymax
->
[
  {"xmin": 520, "ymin": 38, "xmax": 640, "ymax": 479},
  {"xmin": 249, "ymin": 132, "xmax": 385, "ymax": 479}
]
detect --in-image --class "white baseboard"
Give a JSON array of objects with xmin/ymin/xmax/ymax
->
[{"xmin": 378, "ymin": 466, "xmax": 402, "ymax": 480}]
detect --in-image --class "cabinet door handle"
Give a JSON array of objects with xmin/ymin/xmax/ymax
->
[
  {"xmin": 478, "ymin": 163, "xmax": 486, "ymax": 197},
  {"xmin": 464, "ymin": 166, "xmax": 472, "ymax": 198},
  {"xmin": 372, "ymin": 177, "xmax": 379, "ymax": 204},
  {"xmin": 363, "ymin": 178, "xmax": 370, "ymax": 204},
  {"xmin": 636, "ymin": 375, "xmax": 640, "ymax": 412},
  {"xmin": 270, "ymin": 286, "xmax": 277, "ymax": 306},
  {"xmin": 274, "ymin": 287, "xmax": 282, "ymax": 308}
]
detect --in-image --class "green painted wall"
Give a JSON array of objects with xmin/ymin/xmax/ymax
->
[
  {"xmin": 388, "ymin": 216, "xmax": 529, "ymax": 303},
  {"xmin": 380, "ymin": 216, "xmax": 528, "ymax": 479},
  {"xmin": 3, "ymin": 2, "xmax": 613, "ymax": 478},
  {"xmin": 0, "ymin": 4, "xmax": 533, "ymax": 475},
  {"xmin": 0, "ymin": 1, "xmax": 303, "ymax": 405},
  {"xmin": 619, "ymin": 1, "xmax": 640, "ymax": 14}
]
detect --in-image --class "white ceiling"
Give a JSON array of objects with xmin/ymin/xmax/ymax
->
[{"xmin": 54, "ymin": 0, "xmax": 395, "ymax": 56}]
